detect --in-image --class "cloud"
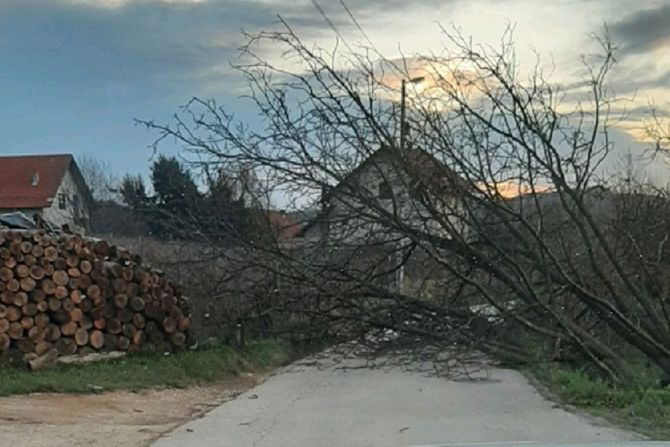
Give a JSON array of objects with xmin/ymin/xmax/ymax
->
[{"xmin": 610, "ymin": 3, "xmax": 670, "ymax": 56}]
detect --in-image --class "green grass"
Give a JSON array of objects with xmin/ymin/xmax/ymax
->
[
  {"xmin": 533, "ymin": 364, "xmax": 670, "ymax": 439},
  {"xmin": 0, "ymin": 340, "xmax": 291, "ymax": 397}
]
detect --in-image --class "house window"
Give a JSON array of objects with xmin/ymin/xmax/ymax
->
[
  {"xmin": 378, "ymin": 181, "xmax": 393, "ymax": 200},
  {"xmin": 58, "ymin": 194, "xmax": 67, "ymax": 210}
]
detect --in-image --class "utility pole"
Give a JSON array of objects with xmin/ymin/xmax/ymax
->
[
  {"xmin": 399, "ymin": 76, "xmax": 425, "ymax": 152},
  {"xmin": 395, "ymin": 76, "xmax": 425, "ymax": 292}
]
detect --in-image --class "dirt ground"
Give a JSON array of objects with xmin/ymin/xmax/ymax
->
[{"xmin": 0, "ymin": 374, "xmax": 262, "ymax": 447}]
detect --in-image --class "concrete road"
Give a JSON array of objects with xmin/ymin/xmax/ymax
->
[{"xmin": 153, "ymin": 355, "xmax": 635, "ymax": 447}]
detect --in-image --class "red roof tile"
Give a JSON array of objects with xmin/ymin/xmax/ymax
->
[{"xmin": 0, "ymin": 154, "xmax": 74, "ymax": 209}]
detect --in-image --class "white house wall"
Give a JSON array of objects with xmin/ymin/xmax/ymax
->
[{"xmin": 42, "ymin": 169, "xmax": 89, "ymax": 233}]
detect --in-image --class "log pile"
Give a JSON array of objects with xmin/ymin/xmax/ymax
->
[{"xmin": 0, "ymin": 230, "xmax": 191, "ymax": 360}]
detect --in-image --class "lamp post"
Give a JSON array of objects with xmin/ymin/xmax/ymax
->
[{"xmin": 399, "ymin": 76, "xmax": 425, "ymax": 152}]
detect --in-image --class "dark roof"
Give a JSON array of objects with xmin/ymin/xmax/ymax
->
[
  {"xmin": 0, "ymin": 154, "xmax": 91, "ymax": 209},
  {"xmin": 297, "ymin": 146, "xmax": 468, "ymax": 237}
]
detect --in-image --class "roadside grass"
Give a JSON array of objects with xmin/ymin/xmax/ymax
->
[
  {"xmin": 532, "ymin": 363, "xmax": 670, "ymax": 440},
  {"xmin": 0, "ymin": 339, "xmax": 291, "ymax": 397}
]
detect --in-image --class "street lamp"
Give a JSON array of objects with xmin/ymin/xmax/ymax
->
[{"xmin": 400, "ymin": 76, "xmax": 425, "ymax": 152}]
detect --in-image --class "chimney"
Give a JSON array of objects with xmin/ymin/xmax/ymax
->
[{"xmin": 31, "ymin": 172, "xmax": 40, "ymax": 186}]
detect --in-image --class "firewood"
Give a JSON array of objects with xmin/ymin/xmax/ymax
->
[
  {"xmin": 22, "ymin": 302, "xmax": 38, "ymax": 317},
  {"xmin": 162, "ymin": 317, "xmax": 178, "ymax": 334},
  {"xmin": 1, "ymin": 231, "xmax": 192, "ymax": 356},
  {"xmin": 20, "ymin": 277, "xmax": 36, "ymax": 292},
  {"xmin": 55, "ymin": 337, "xmax": 77, "ymax": 355},
  {"xmin": 20, "ymin": 316, "xmax": 34, "ymax": 330},
  {"xmin": 6, "ymin": 279, "xmax": 20, "ymax": 292},
  {"xmin": 31, "ymin": 245, "xmax": 44, "ymax": 258},
  {"xmin": 0, "ymin": 267, "xmax": 13, "ymax": 282},
  {"xmin": 20, "ymin": 241, "xmax": 32, "ymax": 254},
  {"xmin": 62, "ymin": 298, "xmax": 74, "ymax": 312},
  {"xmin": 34, "ymin": 340, "xmax": 53, "ymax": 356},
  {"xmin": 66, "ymin": 254, "xmax": 79, "ymax": 268},
  {"xmin": 112, "ymin": 278, "xmax": 127, "ymax": 294},
  {"xmin": 13, "ymin": 291, "xmax": 28, "ymax": 307},
  {"xmin": 28, "ymin": 326, "xmax": 44, "ymax": 342},
  {"xmin": 90, "ymin": 330, "xmax": 104, "ymax": 349},
  {"xmin": 5, "ymin": 306, "xmax": 21, "ymax": 322},
  {"xmin": 117, "ymin": 336, "xmax": 130, "ymax": 350},
  {"xmin": 70, "ymin": 289, "xmax": 82, "ymax": 304},
  {"xmin": 178, "ymin": 316, "xmax": 191, "ymax": 332},
  {"xmin": 44, "ymin": 323, "xmax": 61, "ymax": 342},
  {"xmin": 80, "ymin": 260, "xmax": 92, "ymax": 274},
  {"xmin": 77, "ymin": 274, "xmax": 92, "ymax": 290},
  {"xmin": 47, "ymin": 297, "xmax": 62, "ymax": 312},
  {"xmin": 91, "ymin": 307, "xmax": 104, "ymax": 321},
  {"xmin": 118, "ymin": 308, "xmax": 134, "ymax": 323},
  {"xmin": 132, "ymin": 313, "xmax": 146, "ymax": 329},
  {"xmin": 0, "ymin": 333, "xmax": 10, "ymax": 350},
  {"xmin": 69, "ymin": 307, "xmax": 84, "ymax": 322},
  {"xmin": 8, "ymin": 322, "xmax": 24, "ymax": 339},
  {"xmin": 28, "ymin": 348, "xmax": 58, "ymax": 370},
  {"xmin": 0, "ymin": 291, "xmax": 13, "ymax": 305},
  {"xmin": 80, "ymin": 298, "xmax": 93, "ymax": 313},
  {"xmin": 61, "ymin": 321, "xmax": 78, "ymax": 336},
  {"xmin": 54, "ymin": 286, "xmax": 69, "ymax": 299},
  {"xmin": 114, "ymin": 293, "xmax": 128, "ymax": 309},
  {"xmin": 41, "ymin": 279, "xmax": 56, "ymax": 295},
  {"xmin": 52, "ymin": 310, "xmax": 70, "ymax": 325},
  {"xmin": 129, "ymin": 296, "xmax": 145, "ymax": 312},
  {"xmin": 31, "ymin": 289, "xmax": 46, "ymax": 302},
  {"xmin": 171, "ymin": 331, "xmax": 186, "ymax": 347},
  {"xmin": 34, "ymin": 312, "xmax": 50, "ymax": 328},
  {"xmin": 132, "ymin": 330, "xmax": 144, "ymax": 346},
  {"xmin": 36, "ymin": 300, "xmax": 49, "ymax": 312},
  {"xmin": 54, "ymin": 257, "xmax": 68, "ymax": 271},
  {"xmin": 74, "ymin": 327, "xmax": 89, "ymax": 346},
  {"xmin": 29, "ymin": 265, "xmax": 45, "ymax": 280},
  {"xmin": 43, "ymin": 264, "xmax": 55, "ymax": 276},
  {"xmin": 107, "ymin": 318, "xmax": 122, "ymax": 334},
  {"xmin": 80, "ymin": 315, "xmax": 93, "ymax": 330},
  {"xmin": 104, "ymin": 333, "xmax": 119, "ymax": 350},
  {"xmin": 52, "ymin": 270, "xmax": 69, "ymax": 287},
  {"xmin": 15, "ymin": 264, "xmax": 30, "ymax": 278},
  {"xmin": 122, "ymin": 323, "xmax": 137, "ymax": 338},
  {"xmin": 86, "ymin": 284, "xmax": 101, "ymax": 301},
  {"xmin": 16, "ymin": 337, "xmax": 34, "ymax": 353}
]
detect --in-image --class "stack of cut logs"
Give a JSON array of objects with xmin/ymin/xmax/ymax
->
[{"xmin": 0, "ymin": 230, "xmax": 191, "ymax": 360}]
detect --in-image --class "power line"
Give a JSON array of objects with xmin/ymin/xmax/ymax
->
[
  {"xmin": 310, "ymin": 0, "xmax": 355, "ymax": 54},
  {"xmin": 337, "ymin": 0, "xmax": 376, "ymax": 51}
]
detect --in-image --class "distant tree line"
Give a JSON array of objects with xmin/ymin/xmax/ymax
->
[{"xmin": 84, "ymin": 155, "xmax": 257, "ymax": 243}]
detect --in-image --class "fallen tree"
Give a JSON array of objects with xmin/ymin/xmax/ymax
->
[{"xmin": 140, "ymin": 22, "xmax": 670, "ymax": 382}]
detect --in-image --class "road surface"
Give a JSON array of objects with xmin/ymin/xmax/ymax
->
[{"xmin": 154, "ymin": 353, "xmax": 635, "ymax": 447}]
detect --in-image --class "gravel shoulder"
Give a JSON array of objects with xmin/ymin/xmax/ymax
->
[{"xmin": 0, "ymin": 374, "xmax": 262, "ymax": 447}]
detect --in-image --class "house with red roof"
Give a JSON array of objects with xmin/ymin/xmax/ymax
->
[{"xmin": 0, "ymin": 154, "xmax": 91, "ymax": 233}]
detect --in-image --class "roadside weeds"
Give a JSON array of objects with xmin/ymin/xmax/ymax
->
[
  {"xmin": 529, "ymin": 363, "xmax": 670, "ymax": 440},
  {"xmin": 0, "ymin": 339, "xmax": 291, "ymax": 396}
]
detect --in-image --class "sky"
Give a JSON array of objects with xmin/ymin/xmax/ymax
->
[{"xmin": 1, "ymin": 0, "xmax": 669, "ymax": 181}]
